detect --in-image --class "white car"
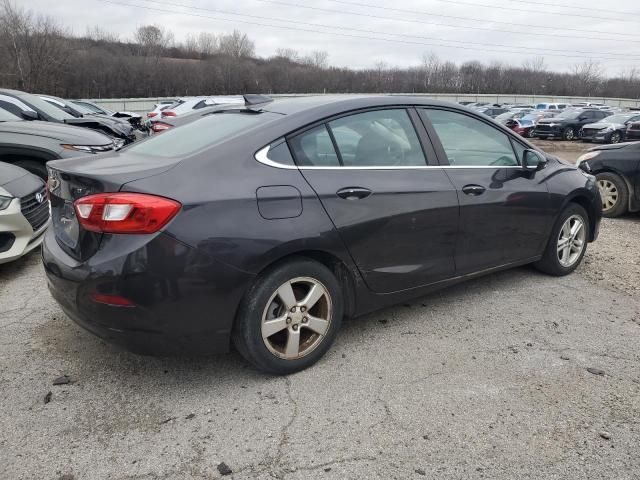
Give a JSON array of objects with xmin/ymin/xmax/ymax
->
[
  {"xmin": 159, "ymin": 96, "xmax": 244, "ymax": 118},
  {"xmin": 0, "ymin": 163, "xmax": 50, "ymax": 264},
  {"xmin": 534, "ymin": 102, "xmax": 571, "ymax": 111},
  {"xmin": 146, "ymin": 100, "xmax": 177, "ymax": 119}
]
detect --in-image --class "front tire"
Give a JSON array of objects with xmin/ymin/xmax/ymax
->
[
  {"xmin": 233, "ymin": 258, "xmax": 343, "ymax": 375},
  {"xmin": 563, "ymin": 127, "xmax": 576, "ymax": 141},
  {"xmin": 534, "ymin": 204, "xmax": 589, "ymax": 276},
  {"xmin": 609, "ymin": 131, "xmax": 622, "ymax": 144},
  {"xmin": 596, "ymin": 172, "xmax": 628, "ymax": 217}
]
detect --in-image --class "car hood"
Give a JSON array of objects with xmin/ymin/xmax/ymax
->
[
  {"xmin": 582, "ymin": 121, "xmax": 625, "ymax": 130},
  {"xmin": 64, "ymin": 116, "xmax": 134, "ymax": 137},
  {"xmin": 0, "ymin": 120, "xmax": 113, "ymax": 144},
  {"xmin": 537, "ymin": 118, "xmax": 568, "ymax": 125},
  {"xmin": 0, "ymin": 162, "xmax": 29, "ymax": 189}
]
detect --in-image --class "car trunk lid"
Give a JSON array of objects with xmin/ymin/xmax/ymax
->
[{"xmin": 47, "ymin": 152, "xmax": 181, "ymax": 260}]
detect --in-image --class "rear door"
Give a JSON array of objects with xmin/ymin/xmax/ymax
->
[
  {"xmin": 288, "ymin": 108, "xmax": 459, "ymax": 293},
  {"xmin": 419, "ymin": 108, "xmax": 552, "ymax": 274}
]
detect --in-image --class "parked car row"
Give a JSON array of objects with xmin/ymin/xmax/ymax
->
[{"xmin": 464, "ymin": 101, "xmax": 639, "ymax": 144}]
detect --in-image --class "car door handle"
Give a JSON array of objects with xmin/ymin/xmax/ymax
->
[
  {"xmin": 462, "ymin": 184, "xmax": 486, "ymax": 196},
  {"xmin": 336, "ymin": 187, "xmax": 372, "ymax": 200}
]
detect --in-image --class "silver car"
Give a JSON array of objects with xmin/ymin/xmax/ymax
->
[{"xmin": 0, "ymin": 163, "xmax": 50, "ymax": 264}]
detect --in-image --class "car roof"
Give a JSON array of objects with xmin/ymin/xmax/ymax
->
[{"xmin": 262, "ymin": 95, "xmax": 460, "ymax": 116}]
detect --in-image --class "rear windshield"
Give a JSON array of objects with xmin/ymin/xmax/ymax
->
[{"xmin": 128, "ymin": 112, "xmax": 278, "ymax": 158}]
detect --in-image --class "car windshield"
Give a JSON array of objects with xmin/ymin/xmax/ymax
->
[
  {"xmin": 535, "ymin": 104, "xmax": 548, "ymax": 109},
  {"xmin": 495, "ymin": 112, "xmax": 514, "ymax": 121},
  {"xmin": 605, "ymin": 114, "xmax": 636, "ymax": 123},
  {"xmin": 20, "ymin": 94, "xmax": 75, "ymax": 120},
  {"xmin": 72, "ymin": 101, "xmax": 104, "ymax": 115},
  {"xmin": 0, "ymin": 108, "xmax": 21, "ymax": 122},
  {"xmin": 127, "ymin": 111, "xmax": 280, "ymax": 158},
  {"xmin": 555, "ymin": 111, "xmax": 581, "ymax": 119}
]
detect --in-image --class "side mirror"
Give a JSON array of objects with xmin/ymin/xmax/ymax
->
[
  {"xmin": 523, "ymin": 149, "xmax": 548, "ymax": 171},
  {"xmin": 21, "ymin": 110, "xmax": 38, "ymax": 121}
]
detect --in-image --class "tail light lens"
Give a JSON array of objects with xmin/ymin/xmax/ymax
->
[
  {"xmin": 74, "ymin": 193, "xmax": 181, "ymax": 234},
  {"xmin": 161, "ymin": 110, "xmax": 176, "ymax": 117},
  {"xmin": 147, "ymin": 112, "xmax": 157, "ymax": 118},
  {"xmin": 151, "ymin": 122, "xmax": 172, "ymax": 133}
]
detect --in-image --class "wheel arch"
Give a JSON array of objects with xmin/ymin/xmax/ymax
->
[
  {"xmin": 564, "ymin": 193, "xmax": 598, "ymax": 241},
  {"xmin": 591, "ymin": 168, "xmax": 634, "ymax": 212},
  {"xmin": 0, "ymin": 146, "xmax": 59, "ymax": 166},
  {"xmin": 253, "ymin": 249, "xmax": 359, "ymax": 319}
]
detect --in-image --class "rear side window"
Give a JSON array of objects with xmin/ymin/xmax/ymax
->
[
  {"xmin": 289, "ymin": 125, "xmax": 340, "ymax": 167},
  {"xmin": 128, "ymin": 112, "xmax": 275, "ymax": 158},
  {"xmin": 423, "ymin": 109, "xmax": 518, "ymax": 167}
]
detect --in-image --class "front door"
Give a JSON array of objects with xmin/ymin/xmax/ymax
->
[
  {"xmin": 420, "ymin": 108, "xmax": 552, "ymax": 274},
  {"xmin": 287, "ymin": 108, "xmax": 459, "ymax": 294}
]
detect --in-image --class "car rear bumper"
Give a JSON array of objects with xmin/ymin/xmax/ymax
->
[
  {"xmin": 42, "ymin": 229, "xmax": 255, "ymax": 355},
  {"xmin": 0, "ymin": 198, "xmax": 49, "ymax": 264}
]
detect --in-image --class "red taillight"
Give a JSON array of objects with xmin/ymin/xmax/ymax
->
[
  {"xmin": 151, "ymin": 122, "xmax": 172, "ymax": 133},
  {"xmin": 161, "ymin": 110, "xmax": 176, "ymax": 117},
  {"xmin": 147, "ymin": 112, "xmax": 158, "ymax": 118},
  {"xmin": 74, "ymin": 193, "xmax": 181, "ymax": 234},
  {"xmin": 91, "ymin": 293, "xmax": 135, "ymax": 307}
]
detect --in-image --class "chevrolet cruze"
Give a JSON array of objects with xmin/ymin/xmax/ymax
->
[{"xmin": 42, "ymin": 95, "xmax": 602, "ymax": 374}]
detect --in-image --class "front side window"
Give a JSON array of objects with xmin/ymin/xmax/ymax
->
[
  {"xmin": 328, "ymin": 109, "xmax": 426, "ymax": 167},
  {"xmin": 423, "ymin": 109, "xmax": 518, "ymax": 167}
]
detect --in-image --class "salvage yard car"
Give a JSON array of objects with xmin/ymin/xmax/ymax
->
[
  {"xmin": 42, "ymin": 95, "xmax": 602, "ymax": 375},
  {"xmin": 535, "ymin": 109, "xmax": 611, "ymax": 140},
  {"xmin": 0, "ymin": 107, "xmax": 115, "ymax": 179},
  {"xmin": 577, "ymin": 142, "xmax": 640, "ymax": 217},
  {"xmin": 0, "ymin": 163, "xmax": 49, "ymax": 264},
  {"xmin": 0, "ymin": 89, "xmax": 136, "ymax": 148},
  {"xmin": 580, "ymin": 112, "xmax": 640, "ymax": 144}
]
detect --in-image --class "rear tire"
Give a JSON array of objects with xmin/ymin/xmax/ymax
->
[
  {"xmin": 534, "ymin": 204, "xmax": 589, "ymax": 276},
  {"xmin": 13, "ymin": 160, "xmax": 48, "ymax": 180},
  {"xmin": 233, "ymin": 258, "xmax": 343, "ymax": 375},
  {"xmin": 596, "ymin": 172, "xmax": 628, "ymax": 217}
]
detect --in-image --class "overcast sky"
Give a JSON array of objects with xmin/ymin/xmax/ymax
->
[{"xmin": 26, "ymin": 0, "xmax": 640, "ymax": 74}]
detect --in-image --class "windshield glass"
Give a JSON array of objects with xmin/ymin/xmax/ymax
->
[
  {"xmin": 19, "ymin": 94, "xmax": 74, "ymax": 120},
  {"xmin": 0, "ymin": 108, "xmax": 21, "ymax": 122},
  {"xmin": 495, "ymin": 112, "xmax": 514, "ymax": 121},
  {"xmin": 555, "ymin": 111, "xmax": 581, "ymax": 119},
  {"xmin": 535, "ymin": 104, "xmax": 548, "ymax": 109},
  {"xmin": 605, "ymin": 114, "xmax": 636, "ymax": 123},
  {"xmin": 70, "ymin": 101, "xmax": 99, "ymax": 115},
  {"xmin": 127, "ymin": 112, "xmax": 279, "ymax": 158}
]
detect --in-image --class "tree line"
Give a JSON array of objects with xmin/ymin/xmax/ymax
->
[{"xmin": 1, "ymin": 1, "xmax": 639, "ymax": 100}]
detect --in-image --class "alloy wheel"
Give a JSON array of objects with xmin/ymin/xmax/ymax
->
[
  {"xmin": 597, "ymin": 179, "xmax": 618, "ymax": 212},
  {"xmin": 556, "ymin": 215, "xmax": 586, "ymax": 268},
  {"xmin": 610, "ymin": 132, "xmax": 621, "ymax": 144},
  {"xmin": 261, "ymin": 277, "xmax": 332, "ymax": 360}
]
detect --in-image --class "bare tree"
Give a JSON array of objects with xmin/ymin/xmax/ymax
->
[
  {"xmin": 522, "ymin": 56, "xmax": 546, "ymax": 73},
  {"xmin": 0, "ymin": 0, "xmax": 69, "ymax": 91},
  {"xmin": 218, "ymin": 30, "xmax": 255, "ymax": 58}
]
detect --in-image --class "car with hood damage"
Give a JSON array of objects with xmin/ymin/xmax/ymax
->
[
  {"xmin": 0, "ymin": 89, "xmax": 135, "ymax": 148},
  {"xmin": 580, "ymin": 112, "xmax": 640, "ymax": 144}
]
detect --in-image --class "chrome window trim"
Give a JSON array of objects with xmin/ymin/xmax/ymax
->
[{"xmin": 255, "ymin": 145, "xmax": 523, "ymax": 170}]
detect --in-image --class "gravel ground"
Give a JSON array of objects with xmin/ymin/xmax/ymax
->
[{"xmin": 1, "ymin": 147, "xmax": 639, "ymax": 479}]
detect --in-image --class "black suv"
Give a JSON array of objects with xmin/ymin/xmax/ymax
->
[{"xmin": 535, "ymin": 109, "xmax": 612, "ymax": 141}]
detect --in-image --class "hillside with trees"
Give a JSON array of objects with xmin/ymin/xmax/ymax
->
[{"xmin": 1, "ymin": 1, "xmax": 639, "ymax": 99}]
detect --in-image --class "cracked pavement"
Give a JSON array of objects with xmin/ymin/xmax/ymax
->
[{"xmin": 1, "ymin": 215, "xmax": 639, "ymax": 480}]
